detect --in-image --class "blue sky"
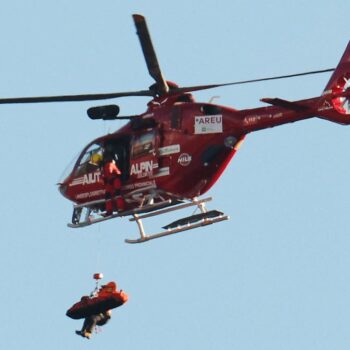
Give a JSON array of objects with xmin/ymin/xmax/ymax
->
[{"xmin": 1, "ymin": 1, "xmax": 350, "ymax": 349}]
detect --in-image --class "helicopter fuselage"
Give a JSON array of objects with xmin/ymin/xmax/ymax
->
[{"xmin": 59, "ymin": 89, "xmax": 340, "ymax": 212}]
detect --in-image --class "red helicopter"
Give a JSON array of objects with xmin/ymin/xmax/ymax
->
[{"xmin": 1, "ymin": 15, "xmax": 349, "ymax": 243}]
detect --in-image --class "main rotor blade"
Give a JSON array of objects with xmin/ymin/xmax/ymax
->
[
  {"xmin": 133, "ymin": 14, "xmax": 169, "ymax": 95},
  {"xmin": 170, "ymin": 68, "xmax": 336, "ymax": 95},
  {"xmin": 0, "ymin": 89, "xmax": 153, "ymax": 104},
  {"xmin": 0, "ymin": 68, "xmax": 335, "ymax": 105}
]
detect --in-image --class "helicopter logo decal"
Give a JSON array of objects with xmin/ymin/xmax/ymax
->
[
  {"xmin": 130, "ymin": 160, "xmax": 157, "ymax": 178},
  {"xmin": 177, "ymin": 153, "xmax": 192, "ymax": 167},
  {"xmin": 70, "ymin": 172, "xmax": 102, "ymax": 187},
  {"xmin": 194, "ymin": 115, "xmax": 223, "ymax": 134}
]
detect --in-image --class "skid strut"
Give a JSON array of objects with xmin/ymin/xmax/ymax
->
[
  {"xmin": 125, "ymin": 197, "xmax": 229, "ymax": 244},
  {"xmin": 133, "ymin": 214, "xmax": 146, "ymax": 240}
]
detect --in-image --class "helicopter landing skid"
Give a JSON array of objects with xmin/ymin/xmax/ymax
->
[{"xmin": 125, "ymin": 198, "xmax": 229, "ymax": 244}]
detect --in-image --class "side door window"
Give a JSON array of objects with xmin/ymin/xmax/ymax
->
[{"xmin": 130, "ymin": 130, "xmax": 158, "ymax": 179}]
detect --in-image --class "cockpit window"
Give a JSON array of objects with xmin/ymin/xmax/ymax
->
[
  {"xmin": 75, "ymin": 143, "xmax": 103, "ymax": 176},
  {"xmin": 58, "ymin": 150, "xmax": 80, "ymax": 184},
  {"xmin": 79, "ymin": 146, "xmax": 101, "ymax": 165}
]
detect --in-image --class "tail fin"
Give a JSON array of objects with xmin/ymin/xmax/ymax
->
[{"xmin": 318, "ymin": 41, "xmax": 350, "ymax": 124}]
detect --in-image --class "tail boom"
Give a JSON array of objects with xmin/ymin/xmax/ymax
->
[{"xmin": 241, "ymin": 41, "xmax": 350, "ymax": 132}]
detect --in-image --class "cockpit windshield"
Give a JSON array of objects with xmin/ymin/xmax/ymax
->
[
  {"xmin": 74, "ymin": 143, "xmax": 103, "ymax": 177},
  {"xmin": 57, "ymin": 150, "xmax": 81, "ymax": 184},
  {"xmin": 58, "ymin": 142, "xmax": 103, "ymax": 183}
]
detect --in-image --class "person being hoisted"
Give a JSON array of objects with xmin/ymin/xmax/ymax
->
[
  {"xmin": 66, "ymin": 273, "xmax": 128, "ymax": 340},
  {"xmin": 75, "ymin": 309, "xmax": 112, "ymax": 339},
  {"xmin": 102, "ymin": 149, "xmax": 125, "ymax": 216}
]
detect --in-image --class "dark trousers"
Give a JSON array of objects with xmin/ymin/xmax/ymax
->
[{"xmin": 81, "ymin": 313, "xmax": 110, "ymax": 333}]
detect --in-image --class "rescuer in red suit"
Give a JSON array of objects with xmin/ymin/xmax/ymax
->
[{"xmin": 103, "ymin": 151, "xmax": 125, "ymax": 215}]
